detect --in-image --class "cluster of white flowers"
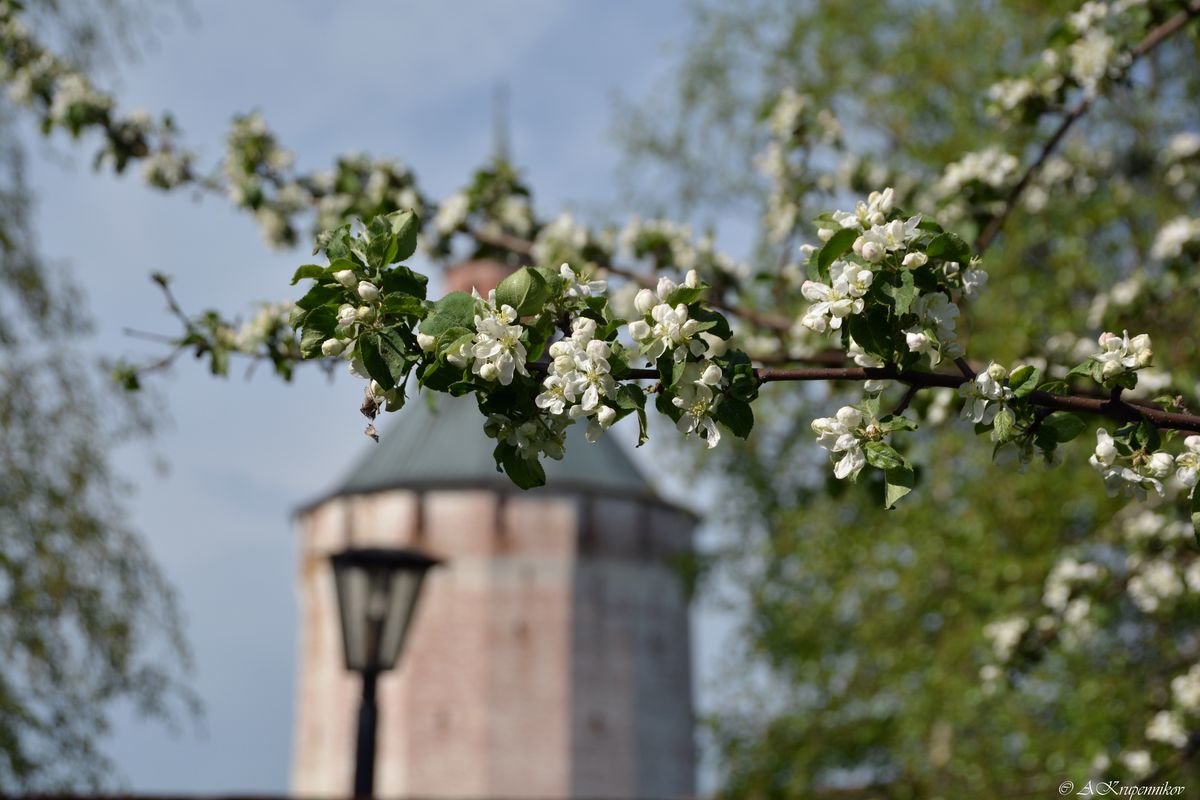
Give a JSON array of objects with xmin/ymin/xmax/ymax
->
[
  {"xmin": 1175, "ymin": 436, "xmax": 1200, "ymax": 497},
  {"xmin": 532, "ymin": 212, "xmax": 591, "ymax": 265},
  {"xmin": 959, "ymin": 363, "xmax": 1015, "ymax": 424},
  {"xmin": 1145, "ymin": 710, "xmax": 1189, "ymax": 749},
  {"xmin": 755, "ymin": 89, "xmax": 840, "ymax": 243},
  {"xmin": 1126, "ymin": 556, "xmax": 1184, "ymax": 613},
  {"xmin": 849, "ymin": 215, "xmax": 923, "ymax": 264},
  {"xmin": 906, "ymin": 292, "xmax": 963, "ymax": 365},
  {"xmin": 799, "ymin": 260, "xmax": 873, "ymax": 333},
  {"xmin": 1092, "ymin": 330, "xmax": 1153, "ymax": 380},
  {"xmin": 1150, "ymin": 216, "xmax": 1200, "ymax": 261},
  {"xmin": 1163, "ymin": 132, "xmax": 1200, "ymax": 198},
  {"xmin": 447, "ymin": 296, "xmax": 529, "ymax": 386},
  {"xmin": 1120, "ymin": 509, "xmax": 1192, "ymax": 546},
  {"xmin": 628, "ymin": 271, "xmax": 708, "ymax": 362},
  {"xmin": 1089, "ymin": 429, "xmax": 1172, "ymax": 498},
  {"xmin": 230, "ymin": 301, "xmax": 297, "ymax": 356},
  {"xmin": 811, "ymin": 405, "xmax": 879, "ymax": 480},
  {"xmin": 672, "ymin": 361, "xmax": 725, "ymax": 449},
  {"xmin": 1042, "ymin": 557, "xmax": 1103, "ymax": 612},
  {"xmin": 535, "ymin": 317, "xmax": 618, "ymax": 443},
  {"xmin": 815, "ymin": 188, "xmax": 894, "ymax": 241},
  {"xmin": 935, "ymin": 147, "xmax": 1020, "ymax": 197},
  {"xmin": 1172, "ymin": 663, "xmax": 1200, "ymax": 712},
  {"xmin": 941, "ymin": 258, "xmax": 989, "ymax": 300},
  {"xmin": 983, "ymin": 617, "xmax": 1029, "ymax": 662},
  {"xmin": 557, "ymin": 261, "xmax": 607, "ymax": 301},
  {"xmin": 433, "ymin": 191, "xmax": 470, "ymax": 236}
]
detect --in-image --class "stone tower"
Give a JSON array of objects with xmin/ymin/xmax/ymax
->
[{"xmin": 290, "ymin": 261, "xmax": 697, "ymax": 798}]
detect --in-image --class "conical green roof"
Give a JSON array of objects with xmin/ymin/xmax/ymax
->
[{"xmin": 329, "ymin": 393, "xmax": 657, "ymax": 500}]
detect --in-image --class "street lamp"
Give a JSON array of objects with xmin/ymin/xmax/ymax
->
[{"xmin": 330, "ymin": 547, "xmax": 441, "ymax": 798}]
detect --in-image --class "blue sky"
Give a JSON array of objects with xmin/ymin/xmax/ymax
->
[{"xmin": 18, "ymin": 1, "xmax": 756, "ymax": 792}]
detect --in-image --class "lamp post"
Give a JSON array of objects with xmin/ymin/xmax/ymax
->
[{"xmin": 329, "ymin": 547, "xmax": 441, "ymax": 799}]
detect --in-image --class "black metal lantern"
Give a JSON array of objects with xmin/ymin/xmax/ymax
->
[{"xmin": 330, "ymin": 547, "xmax": 440, "ymax": 798}]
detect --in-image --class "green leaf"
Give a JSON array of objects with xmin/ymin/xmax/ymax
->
[
  {"xmin": 299, "ymin": 306, "xmax": 337, "ymax": 358},
  {"xmin": 381, "ymin": 265, "xmax": 429, "ymax": 299},
  {"xmin": 495, "ymin": 443, "xmax": 546, "ymax": 490},
  {"xmin": 1066, "ymin": 361, "xmax": 1095, "ymax": 381},
  {"xmin": 358, "ymin": 334, "xmax": 394, "ymax": 390},
  {"xmin": 817, "ymin": 227, "xmax": 858, "ymax": 279},
  {"xmin": 724, "ymin": 350, "xmax": 759, "ymax": 403},
  {"xmin": 691, "ymin": 306, "xmax": 732, "ymax": 340},
  {"xmin": 290, "ymin": 264, "xmax": 328, "ymax": 285},
  {"xmin": 991, "ymin": 406, "xmax": 1015, "ymax": 443},
  {"xmin": 879, "ymin": 414, "xmax": 918, "ymax": 433},
  {"xmin": 664, "ymin": 286, "xmax": 705, "ymax": 306},
  {"xmin": 925, "ymin": 232, "xmax": 970, "ymax": 263},
  {"xmin": 865, "ymin": 441, "xmax": 906, "ymax": 471},
  {"xmin": 1008, "ymin": 365, "xmax": 1041, "ymax": 399},
  {"xmin": 884, "ymin": 269, "xmax": 917, "ymax": 316},
  {"xmin": 420, "ymin": 292, "xmax": 477, "ymax": 337},
  {"xmin": 496, "ymin": 267, "xmax": 552, "ymax": 316},
  {"xmin": 715, "ymin": 398, "xmax": 754, "ymax": 438},
  {"xmin": 387, "ymin": 209, "xmax": 421, "ymax": 262},
  {"xmin": 884, "ymin": 466, "xmax": 915, "ymax": 509},
  {"xmin": 295, "ymin": 283, "xmax": 341, "ymax": 311},
  {"xmin": 1042, "ymin": 412, "xmax": 1086, "ymax": 443},
  {"xmin": 381, "ymin": 293, "xmax": 426, "ymax": 320}
]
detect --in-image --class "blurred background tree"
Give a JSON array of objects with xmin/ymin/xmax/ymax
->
[
  {"xmin": 618, "ymin": 0, "xmax": 1200, "ymax": 795},
  {"xmin": 0, "ymin": 1, "xmax": 192, "ymax": 789}
]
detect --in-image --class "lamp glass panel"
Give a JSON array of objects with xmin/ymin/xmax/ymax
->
[{"xmin": 378, "ymin": 570, "xmax": 425, "ymax": 669}]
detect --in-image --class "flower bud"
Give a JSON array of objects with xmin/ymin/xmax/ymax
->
[
  {"xmin": 356, "ymin": 305, "xmax": 376, "ymax": 323},
  {"xmin": 684, "ymin": 269, "xmax": 700, "ymax": 288},
  {"xmin": 902, "ymin": 252, "xmax": 928, "ymax": 268},
  {"xmin": 986, "ymin": 362, "xmax": 1008, "ymax": 382},
  {"xmin": 479, "ymin": 362, "xmax": 499, "ymax": 382},
  {"xmin": 357, "ymin": 281, "xmax": 380, "ymax": 301},
  {"xmin": 628, "ymin": 320, "xmax": 652, "ymax": 341},
  {"xmin": 700, "ymin": 363, "xmax": 722, "ymax": 386},
  {"xmin": 634, "ymin": 288, "xmax": 657, "ymax": 315},
  {"xmin": 417, "ymin": 333, "xmax": 436, "ymax": 352},
  {"xmin": 1147, "ymin": 451, "xmax": 1174, "ymax": 479},
  {"xmin": 321, "ymin": 338, "xmax": 346, "ymax": 357},
  {"xmin": 597, "ymin": 405, "xmax": 616, "ymax": 427},
  {"xmin": 337, "ymin": 304, "xmax": 357, "ymax": 328},
  {"xmin": 333, "ymin": 269, "xmax": 357, "ymax": 288}
]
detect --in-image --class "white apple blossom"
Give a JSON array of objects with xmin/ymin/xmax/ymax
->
[
  {"xmin": 470, "ymin": 304, "xmax": 528, "ymax": 386},
  {"xmin": 628, "ymin": 274, "xmax": 708, "ymax": 363},
  {"xmin": 672, "ymin": 361, "xmax": 725, "ymax": 449},
  {"xmin": 333, "ymin": 269, "xmax": 357, "ymax": 288},
  {"xmin": 1127, "ymin": 558, "xmax": 1183, "ymax": 613},
  {"xmin": 1119, "ymin": 750, "xmax": 1152, "ymax": 779},
  {"xmin": 811, "ymin": 406, "xmax": 869, "ymax": 480},
  {"xmin": 1150, "ymin": 216, "xmax": 1200, "ymax": 260},
  {"xmin": 1145, "ymin": 711, "xmax": 1188, "ymax": 749},
  {"xmin": 959, "ymin": 362, "xmax": 1014, "ymax": 424},
  {"xmin": 1171, "ymin": 664, "xmax": 1200, "ymax": 712},
  {"xmin": 983, "ymin": 617, "xmax": 1028, "ymax": 662},
  {"xmin": 799, "ymin": 261, "xmax": 874, "ymax": 333},
  {"xmin": 321, "ymin": 339, "xmax": 346, "ymax": 357},
  {"xmin": 1088, "ymin": 428, "xmax": 1166, "ymax": 499},
  {"xmin": 558, "ymin": 262, "xmax": 607, "ymax": 300},
  {"xmin": 1092, "ymin": 330, "xmax": 1152, "ymax": 380},
  {"xmin": 433, "ymin": 191, "xmax": 469, "ymax": 235},
  {"xmin": 357, "ymin": 281, "xmax": 380, "ymax": 302},
  {"xmin": 1175, "ymin": 436, "xmax": 1200, "ymax": 494},
  {"xmin": 851, "ymin": 216, "xmax": 922, "ymax": 263}
]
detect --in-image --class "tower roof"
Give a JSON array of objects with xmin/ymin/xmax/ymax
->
[{"xmin": 324, "ymin": 393, "xmax": 659, "ymax": 501}]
